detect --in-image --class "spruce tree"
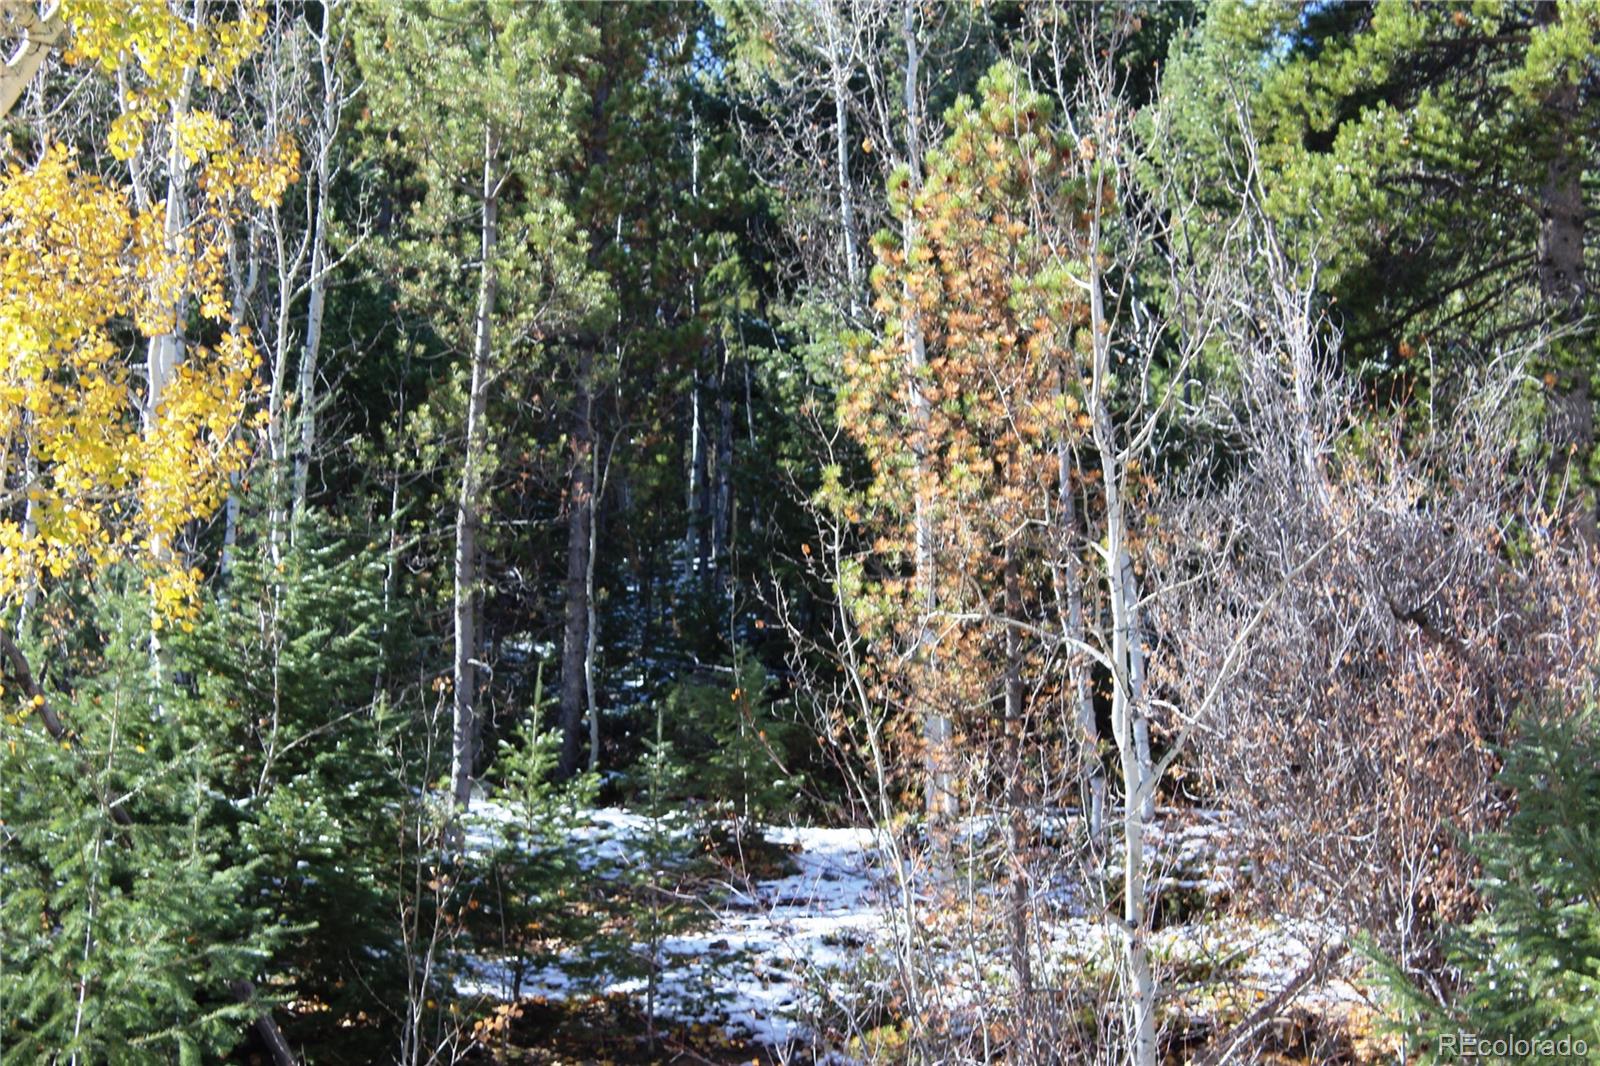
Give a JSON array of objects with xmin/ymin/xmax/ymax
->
[{"xmin": 1372, "ymin": 708, "xmax": 1600, "ymax": 1062}]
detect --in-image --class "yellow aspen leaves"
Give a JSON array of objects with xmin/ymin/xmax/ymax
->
[{"xmin": 0, "ymin": 1, "xmax": 289, "ymax": 618}]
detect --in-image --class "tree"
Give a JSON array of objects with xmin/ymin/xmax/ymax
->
[
  {"xmin": 1, "ymin": 2, "xmax": 283, "ymax": 625},
  {"xmin": 541, "ymin": 2, "xmax": 709, "ymax": 778},
  {"xmin": 1371, "ymin": 708, "xmax": 1600, "ymax": 1062},
  {"xmin": 0, "ymin": 0, "xmax": 65, "ymax": 121},
  {"xmin": 355, "ymin": 0, "xmax": 603, "ymax": 810},
  {"xmin": 1161, "ymin": 0, "xmax": 1600, "ymax": 537}
]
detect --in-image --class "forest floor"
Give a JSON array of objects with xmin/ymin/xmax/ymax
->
[{"xmin": 457, "ymin": 806, "xmax": 1392, "ymax": 1064}]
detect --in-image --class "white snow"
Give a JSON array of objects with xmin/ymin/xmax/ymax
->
[{"xmin": 458, "ymin": 805, "xmax": 1367, "ymax": 1053}]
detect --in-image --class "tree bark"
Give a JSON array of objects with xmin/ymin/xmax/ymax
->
[
  {"xmin": 1088, "ymin": 195, "xmax": 1157, "ymax": 1066},
  {"xmin": 1535, "ymin": 0, "xmax": 1594, "ymax": 543},
  {"xmin": 559, "ymin": 348, "xmax": 595, "ymax": 777},
  {"xmin": 899, "ymin": 2, "xmax": 952, "ymax": 822},
  {"xmin": 291, "ymin": 22, "xmax": 338, "ymax": 526},
  {"xmin": 825, "ymin": 0, "xmax": 861, "ymax": 316},
  {"xmin": 585, "ymin": 438, "xmax": 602, "ymax": 772},
  {"xmin": 450, "ymin": 127, "xmax": 499, "ymax": 811},
  {"xmin": 229, "ymin": 980, "xmax": 298, "ymax": 1066},
  {"xmin": 1054, "ymin": 373, "xmax": 1104, "ymax": 838},
  {"xmin": 1002, "ymin": 552, "xmax": 1033, "ymax": 1042},
  {"xmin": 712, "ymin": 341, "xmax": 734, "ymax": 592},
  {"xmin": 0, "ymin": 0, "xmax": 64, "ymax": 121}
]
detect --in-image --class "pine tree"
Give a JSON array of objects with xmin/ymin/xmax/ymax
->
[
  {"xmin": 0, "ymin": 589, "xmax": 285, "ymax": 1064},
  {"xmin": 354, "ymin": 0, "xmax": 606, "ymax": 809},
  {"xmin": 466, "ymin": 666, "xmax": 603, "ymax": 1002},
  {"xmin": 174, "ymin": 504, "xmax": 415, "ymax": 1054},
  {"xmin": 1161, "ymin": 0, "xmax": 1600, "ymax": 532}
]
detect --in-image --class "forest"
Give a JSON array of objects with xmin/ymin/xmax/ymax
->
[{"xmin": 1, "ymin": 1, "xmax": 1598, "ymax": 1063}]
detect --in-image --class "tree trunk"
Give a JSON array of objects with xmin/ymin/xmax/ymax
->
[
  {"xmin": 221, "ymin": 222, "xmax": 257, "ymax": 581},
  {"xmin": 586, "ymin": 438, "xmax": 602, "ymax": 773},
  {"xmin": 0, "ymin": 0, "xmax": 65, "ymax": 121},
  {"xmin": 684, "ymin": 367, "xmax": 704, "ymax": 578},
  {"xmin": 1535, "ymin": 0, "xmax": 1594, "ymax": 543},
  {"xmin": 291, "ymin": 61, "xmax": 335, "ymax": 526},
  {"xmin": 144, "ymin": 79, "xmax": 194, "ymax": 674},
  {"xmin": 1002, "ymin": 552, "xmax": 1034, "ymax": 1043},
  {"xmin": 712, "ymin": 344, "xmax": 733, "ymax": 584},
  {"xmin": 1054, "ymin": 375, "xmax": 1104, "ymax": 838},
  {"xmin": 144, "ymin": 96, "xmax": 189, "ymax": 483},
  {"xmin": 450, "ymin": 128, "xmax": 499, "ymax": 811},
  {"xmin": 1088, "ymin": 200, "xmax": 1157, "ymax": 1066},
  {"xmin": 1120, "ymin": 548, "xmax": 1154, "ymax": 822},
  {"xmin": 559, "ymin": 348, "xmax": 595, "ymax": 778},
  {"xmin": 899, "ymin": 2, "xmax": 951, "ymax": 822},
  {"xmin": 826, "ymin": 1, "xmax": 861, "ymax": 316}
]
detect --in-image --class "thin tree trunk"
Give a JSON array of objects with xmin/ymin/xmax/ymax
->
[
  {"xmin": 712, "ymin": 340, "xmax": 734, "ymax": 595},
  {"xmin": 1002, "ymin": 552, "xmax": 1033, "ymax": 1041},
  {"xmin": 17, "ymin": 436, "xmax": 37, "ymax": 629},
  {"xmin": 450, "ymin": 127, "xmax": 499, "ymax": 811},
  {"xmin": 559, "ymin": 348, "xmax": 595, "ymax": 778},
  {"xmin": 585, "ymin": 438, "xmax": 601, "ymax": 773},
  {"xmin": 1535, "ymin": 0, "xmax": 1594, "ymax": 543},
  {"xmin": 1088, "ymin": 194, "xmax": 1157, "ymax": 1066},
  {"xmin": 221, "ymin": 215, "xmax": 259, "ymax": 581},
  {"xmin": 899, "ymin": 3, "xmax": 950, "ymax": 821},
  {"xmin": 291, "ymin": 114, "xmax": 333, "ymax": 525},
  {"xmin": 826, "ymin": 1, "xmax": 861, "ymax": 316},
  {"xmin": 1120, "ymin": 548, "xmax": 1154, "ymax": 822},
  {"xmin": 291, "ymin": 9, "xmax": 344, "ymax": 528},
  {"xmin": 229, "ymin": 980, "xmax": 297, "ymax": 1066},
  {"xmin": 1054, "ymin": 373, "xmax": 1104, "ymax": 838},
  {"xmin": 684, "ymin": 367, "xmax": 703, "ymax": 576}
]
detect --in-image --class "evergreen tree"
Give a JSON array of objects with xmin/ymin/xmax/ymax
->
[
  {"xmin": 1161, "ymin": 0, "xmax": 1599, "ymax": 529},
  {"xmin": 175, "ymin": 506, "xmax": 415, "ymax": 1056},
  {"xmin": 1371, "ymin": 708, "xmax": 1600, "ymax": 1061},
  {"xmin": 354, "ymin": 0, "xmax": 606, "ymax": 807},
  {"xmin": 0, "ymin": 589, "xmax": 285, "ymax": 1064}
]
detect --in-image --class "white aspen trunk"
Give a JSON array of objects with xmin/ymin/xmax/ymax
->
[
  {"xmin": 291, "ymin": 40, "xmax": 336, "ymax": 526},
  {"xmin": 0, "ymin": 1, "xmax": 64, "ymax": 121},
  {"xmin": 264, "ymin": 205, "xmax": 297, "ymax": 561},
  {"xmin": 17, "ymin": 437, "xmax": 37, "ymax": 629},
  {"xmin": 1054, "ymin": 380, "xmax": 1104, "ymax": 837},
  {"xmin": 899, "ymin": 2, "xmax": 951, "ymax": 821},
  {"xmin": 221, "ymin": 479, "xmax": 240, "ymax": 575},
  {"xmin": 685, "ymin": 370, "xmax": 702, "ymax": 571},
  {"xmin": 1088, "ymin": 199, "xmax": 1157, "ymax": 1066},
  {"xmin": 1120, "ymin": 548, "xmax": 1154, "ymax": 821},
  {"xmin": 221, "ymin": 216, "xmax": 258, "ymax": 580},
  {"xmin": 712, "ymin": 344, "xmax": 733, "ymax": 590},
  {"xmin": 825, "ymin": 1, "xmax": 861, "ymax": 316},
  {"xmin": 144, "ymin": 92, "xmax": 190, "ymax": 445},
  {"xmin": 684, "ymin": 119, "xmax": 705, "ymax": 580},
  {"xmin": 451, "ymin": 127, "xmax": 499, "ymax": 812},
  {"xmin": 144, "ymin": 71, "xmax": 194, "ymax": 674}
]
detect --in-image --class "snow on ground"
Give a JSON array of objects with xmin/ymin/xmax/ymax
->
[
  {"xmin": 458, "ymin": 806, "xmax": 885, "ymax": 1047},
  {"xmin": 458, "ymin": 805, "xmax": 1363, "ymax": 1051}
]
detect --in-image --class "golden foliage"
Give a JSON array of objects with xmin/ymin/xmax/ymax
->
[{"xmin": 1, "ymin": 1, "xmax": 291, "ymax": 616}]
